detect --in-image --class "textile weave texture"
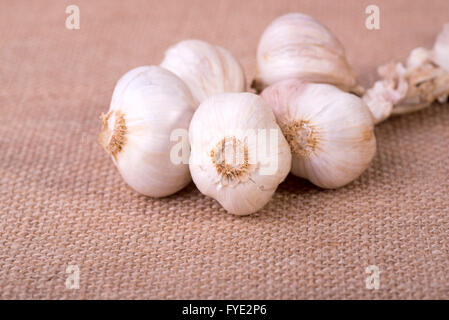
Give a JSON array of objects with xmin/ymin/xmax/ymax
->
[{"xmin": 0, "ymin": 0, "xmax": 448, "ymax": 299}]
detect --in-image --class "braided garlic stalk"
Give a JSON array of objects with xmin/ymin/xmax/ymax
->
[{"xmin": 363, "ymin": 24, "xmax": 449, "ymax": 124}]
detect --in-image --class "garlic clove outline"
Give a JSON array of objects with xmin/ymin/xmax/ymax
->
[
  {"xmin": 160, "ymin": 39, "xmax": 246, "ymax": 105},
  {"xmin": 252, "ymin": 13, "xmax": 359, "ymax": 94},
  {"xmin": 99, "ymin": 66, "xmax": 196, "ymax": 197},
  {"xmin": 189, "ymin": 92, "xmax": 292, "ymax": 215},
  {"xmin": 261, "ymin": 79, "xmax": 376, "ymax": 189}
]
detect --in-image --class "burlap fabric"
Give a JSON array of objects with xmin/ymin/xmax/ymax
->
[{"xmin": 1, "ymin": 0, "xmax": 448, "ymax": 299}]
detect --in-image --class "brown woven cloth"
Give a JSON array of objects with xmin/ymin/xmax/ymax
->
[{"xmin": 1, "ymin": 0, "xmax": 448, "ymax": 299}]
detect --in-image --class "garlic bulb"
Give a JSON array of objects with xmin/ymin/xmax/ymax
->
[
  {"xmin": 99, "ymin": 66, "xmax": 196, "ymax": 197},
  {"xmin": 252, "ymin": 13, "xmax": 359, "ymax": 94},
  {"xmin": 261, "ymin": 79, "xmax": 376, "ymax": 189},
  {"xmin": 189, "ymin": 92, "xmax": 292, "ymax": 215},
  {"xmin": 363, "ymin": 23, "xmax": 449, "ymax": 124},
  {"xmin": 160, "ymin": 39, "xmax": 246, "ymax": 105}
]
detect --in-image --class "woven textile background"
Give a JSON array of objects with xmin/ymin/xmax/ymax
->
[{"xmin": 1, "ymin": 0, "xmax": 448, "ymax": 299}]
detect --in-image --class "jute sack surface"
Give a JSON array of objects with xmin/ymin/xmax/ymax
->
[{"xmin": 0, "ymin": 0, "xmax": 448, "ymax": 299}]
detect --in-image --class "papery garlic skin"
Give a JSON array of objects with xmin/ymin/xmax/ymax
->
[
  {"xmin": 253, "ymin": 13, "xmax": 358, "ymax": 93},
  {"xmin": 160, "ymin": 39, "xmax": 246, "ymax": 105},
  {"xmin": 433, "ymin": 23, "xmax": 449, "ymax": 72},
  {"xmin": 363, "ymin": 28, "xmax": 449, "ymax": 124},
  {"xmin": 99, "ymin": 66, "xmax": 196, "ymax": 197},
  {"xmin": 261, "ymin": 79, "xmax": 376, "ymax": 189},
  {"xmin": 189, "ymin": 93, "xmax": 292, "ymax": 215},
  {"xmin": 362, "ymin": 62, "xmax": 408, "ymax": 123}
]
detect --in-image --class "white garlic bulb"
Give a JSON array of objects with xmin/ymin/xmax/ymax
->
[
  {"xmin": 99, "ymin": 66, "xmax": 196, "ymax": 197},
  {"xmin": 160, "ymin": 39, "xmax": 246, "ymax": 105},
  {"xmin": 252, "ymin": 13, "xmax": 358, "ymax": 94},
  {"xmin": 261, "ymin": 79, "xmax": 376, "ymax": 189},
  {"xmin": 189, "ymin": 92, "xmax": 292, "ymax": 215},
  {"xmin": 433, "ymin": 23, "xmax": 449, "ymax": 72}
]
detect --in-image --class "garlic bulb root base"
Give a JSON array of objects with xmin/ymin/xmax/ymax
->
[
  {"xmin": 99, "ymin": 110, "xmax": 127, "ymax": 160},
  {"xmin": 210, "ymin": 136, "xmax": 254, "ymax": 186},
  {"xmin": 281, "ymin": 120, "xmax": 318, "ymax": 157}
]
